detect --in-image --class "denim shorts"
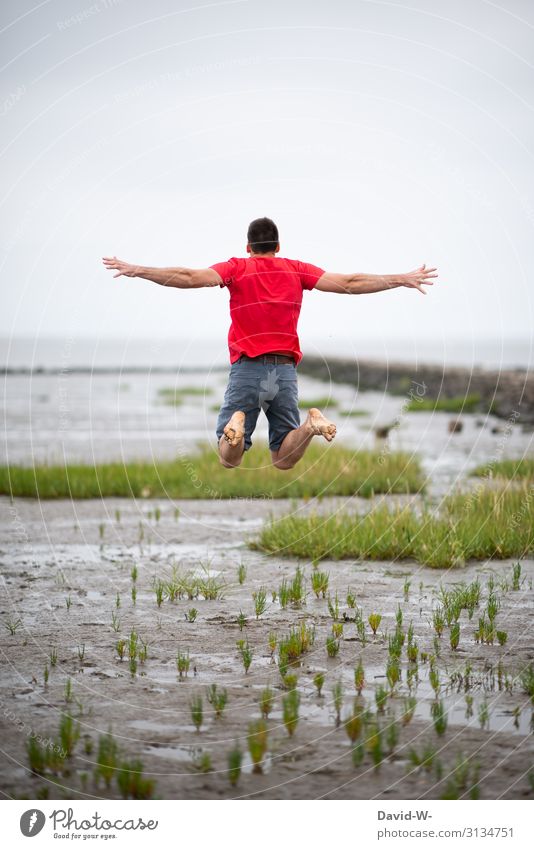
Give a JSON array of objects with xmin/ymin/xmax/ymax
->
[{"xmin": 216, "ymin": 357, "xmax": 301, "ymax": 452}]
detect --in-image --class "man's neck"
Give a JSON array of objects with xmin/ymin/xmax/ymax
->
[{"xmin": 249, "ymin": 252, "xmax": 277, "ymax": 258}]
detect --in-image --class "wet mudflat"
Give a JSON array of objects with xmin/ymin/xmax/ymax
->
[{"xmin": 1, "ymin": 496, "xmax": 533, "ymax": 799}]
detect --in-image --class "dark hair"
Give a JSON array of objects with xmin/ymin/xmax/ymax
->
[{"xmin": 247, "ymin": 217, "xmax": 279, "ymax": 254}]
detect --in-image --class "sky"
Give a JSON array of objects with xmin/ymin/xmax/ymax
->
[{"xmin": 1, "ymin": 0, "xmax": 533, "ymax": 366}]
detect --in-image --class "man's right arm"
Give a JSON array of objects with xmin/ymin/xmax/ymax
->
[
  {"xmin": 315, "ymin": 265, "xmax": 438, "ymax": 295},
  {"xmin": 102, "ymin": 256, "xmax": 222, "ymax": 288}
]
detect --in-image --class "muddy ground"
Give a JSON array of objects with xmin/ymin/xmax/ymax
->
[{"xmin": 0, "ymin": 494, "xmax": 533, "ymax": 800}]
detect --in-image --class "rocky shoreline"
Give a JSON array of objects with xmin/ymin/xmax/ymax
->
[{"xmin": 298, "ymin": 356, "xmax": 534, "ymax": 425}]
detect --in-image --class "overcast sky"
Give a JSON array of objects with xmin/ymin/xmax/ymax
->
[{"xmin": 1, "ymin": 0, "xmax": 533, "ymax": 365}]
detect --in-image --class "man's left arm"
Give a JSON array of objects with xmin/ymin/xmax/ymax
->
[
  {"xmin": 314, "ymin": 265, "xmax": 438, "ymax": 295},
  {"xmin": 102, "ymin": 256, "xmax": 222, "ymax": 289}
]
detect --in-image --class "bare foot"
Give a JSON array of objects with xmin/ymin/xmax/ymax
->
[
  {"xmin": 223, "ymin": 411, "xmax": 246, "ymax": 446},
  {"xmin": 306, "ymin": 407, "xmax": 337, "ymax": 442}
]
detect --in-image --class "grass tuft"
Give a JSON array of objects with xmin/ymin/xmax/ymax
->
[
  {"xmin": 117, "ymin": 759, "xmax": 155, "ymax": 799},
  {"xmin": 470, "ymin": 458, "xmax": 534, "ymax": 482},
  {"xmin": 252, "ymin": 482, "xmax": 534, "ymax": 567},
  {"xmin": 406, "ymin": 393, "xmax": 484, "ymax": 413},
  {"xmin": 0, "ymin": 443, "xmax": 425, "ymax": 499}
]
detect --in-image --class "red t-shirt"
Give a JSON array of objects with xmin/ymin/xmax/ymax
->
[{"xmin": 209, "ymin": 255, "xmax": 325, "ymax": 364}]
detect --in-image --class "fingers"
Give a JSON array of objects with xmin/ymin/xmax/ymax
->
[
  {"xmin": 409, "ymin": 266, "xmax": 438, "ymax": 276},
  {"xmin": 103, "ymin": 259, "xmax": 126, "ymax": 277},
  {"xmin": 102, "ymin": 256, "xmax": 126, "ymax": 278},
  {"xmin": 410, "ymin": 278, "xmax": 434, "ymax": 287},
  {"xmin": 405, "ymin": 280, "xmax": 427, "ymax": 293},
  {"xmin": 102, "ymin": 256, "xmax": 122, "ymax": 269}
]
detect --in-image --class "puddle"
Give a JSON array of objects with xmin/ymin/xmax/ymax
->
[
  {"xmin": 412, "ymin": 692, "xmax": 533, "ymax": 735},
  {"xmin": 145, "ymin": 744, "xmax": 199, "ymax": 763},
  {"xmin": 129, "ymin": 719, "xmax": 184, "ymax": 733},
  {"xmin": 269, "ymin": 701, "xmax": 333, "ymax": 726},
  {"xmin": 5, "ymin": 543, "xmax": 234, "ymax": 572},
  {"xmin": 352, "ymin": 664, "xmax": 533, "ymax": 736},
  {"xmin": 82, "ymin": 667, "xmax": 122, "ymax": 679},
  {"xmin": 130, "ymin": 717, "xmax": 211, "ymax": 735}
]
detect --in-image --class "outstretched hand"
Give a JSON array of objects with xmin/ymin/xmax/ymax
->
[
  {"xmin": 401, "ymin": 265, "xmax": 438, "ymax": 294},
  {"xmin": 102, "ymin": 256, "xmax": 138, "ymax": 278}
]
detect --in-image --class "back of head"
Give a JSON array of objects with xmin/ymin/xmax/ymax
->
[{"xmin": 247, "ymin": 217, "xmax": 279, "ymax": 254}]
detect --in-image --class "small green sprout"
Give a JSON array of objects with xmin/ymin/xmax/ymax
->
[
  {"xmin": 311, "ymin": 568, "xmax": 329, "ymax": 599},
  {"xmin": 191, "ymin": 695, "xmax": 203, "ymax": 732},
  {"xmin": 431, "ymin": 700, "xmax": 448, "ymax": 735},
  {"xmin": 346, "ymin": 587, "xmax": 356, "ymax": 608},
  {"xmin": 228, "ymin": 746, "xmax": 242, "ymax": 786},
  {"xmin": 252, "ymin": 587, "xmax": 267, "ymax": 619},
  {"xmin": 207, "ymin": 684, "xmax": 228, "ymax": 718},
  {"xmin": 332, "ymin": 680, "xmax": 343, "ymax": 726},
  {"xmin": 450, "ymin": 622, "xmax": 460, "ymax": 651},
  {"xmin": 259, "ymin": 687, "xmax": 275, "ymax": 719},
  {"xmin": 237, "ymin": 640, "xmax": 253, "ymax": 673},
  {"xmin": 368, "ymin": 613, "xmax": 382, "ymax": 635},
  {"xmin": 354, "ymin": 659, "xmax": 365, "ymax": 695},
  {"xmin": 247, "ymin": 720, "xmax": 268, "ymax": 773},
  {"xmin": 326, "ymin": 634, "xmax": 340, "ymax": 658},
  {"xmin": 176, "ymin": 650, "xmax": 191, "ymax": 678},
  {"xmin": 375, "ymin": 685, "xmax": 388, "ymax": 712},
  {"xmin": 314, "ymin": 671, "xmax": 325, "ymax": 697},
  {"xmin": 282, "ymin": 688, "xmax": 300, "ymax": 737}
]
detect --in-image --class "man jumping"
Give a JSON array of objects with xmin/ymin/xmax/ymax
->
[{"xmin": 103, "ymin": 217, "xmax": 437, "ymax": 471}]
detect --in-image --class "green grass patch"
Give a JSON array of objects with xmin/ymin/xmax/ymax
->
[
  {"xmin": 252, "ymin": 482, "xmax": 534, "ymax": 567},
  {"xmin": 340, "ymin": 409, "xmax": 370, "ymax": 417},
  {"xmin": 299, "ymin": 397, "xmax": 338, "ymax": 409},
  {"xmin": 0, "ymin": 443, "xmax": 425, "ymax": 500},
  {"xmin": 406, "ymin": 393, "xmax": 483, "ymax": 413},
  {"xmin": 470, "ymin": 457, "xmax": 534, "ymax": 482}
]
